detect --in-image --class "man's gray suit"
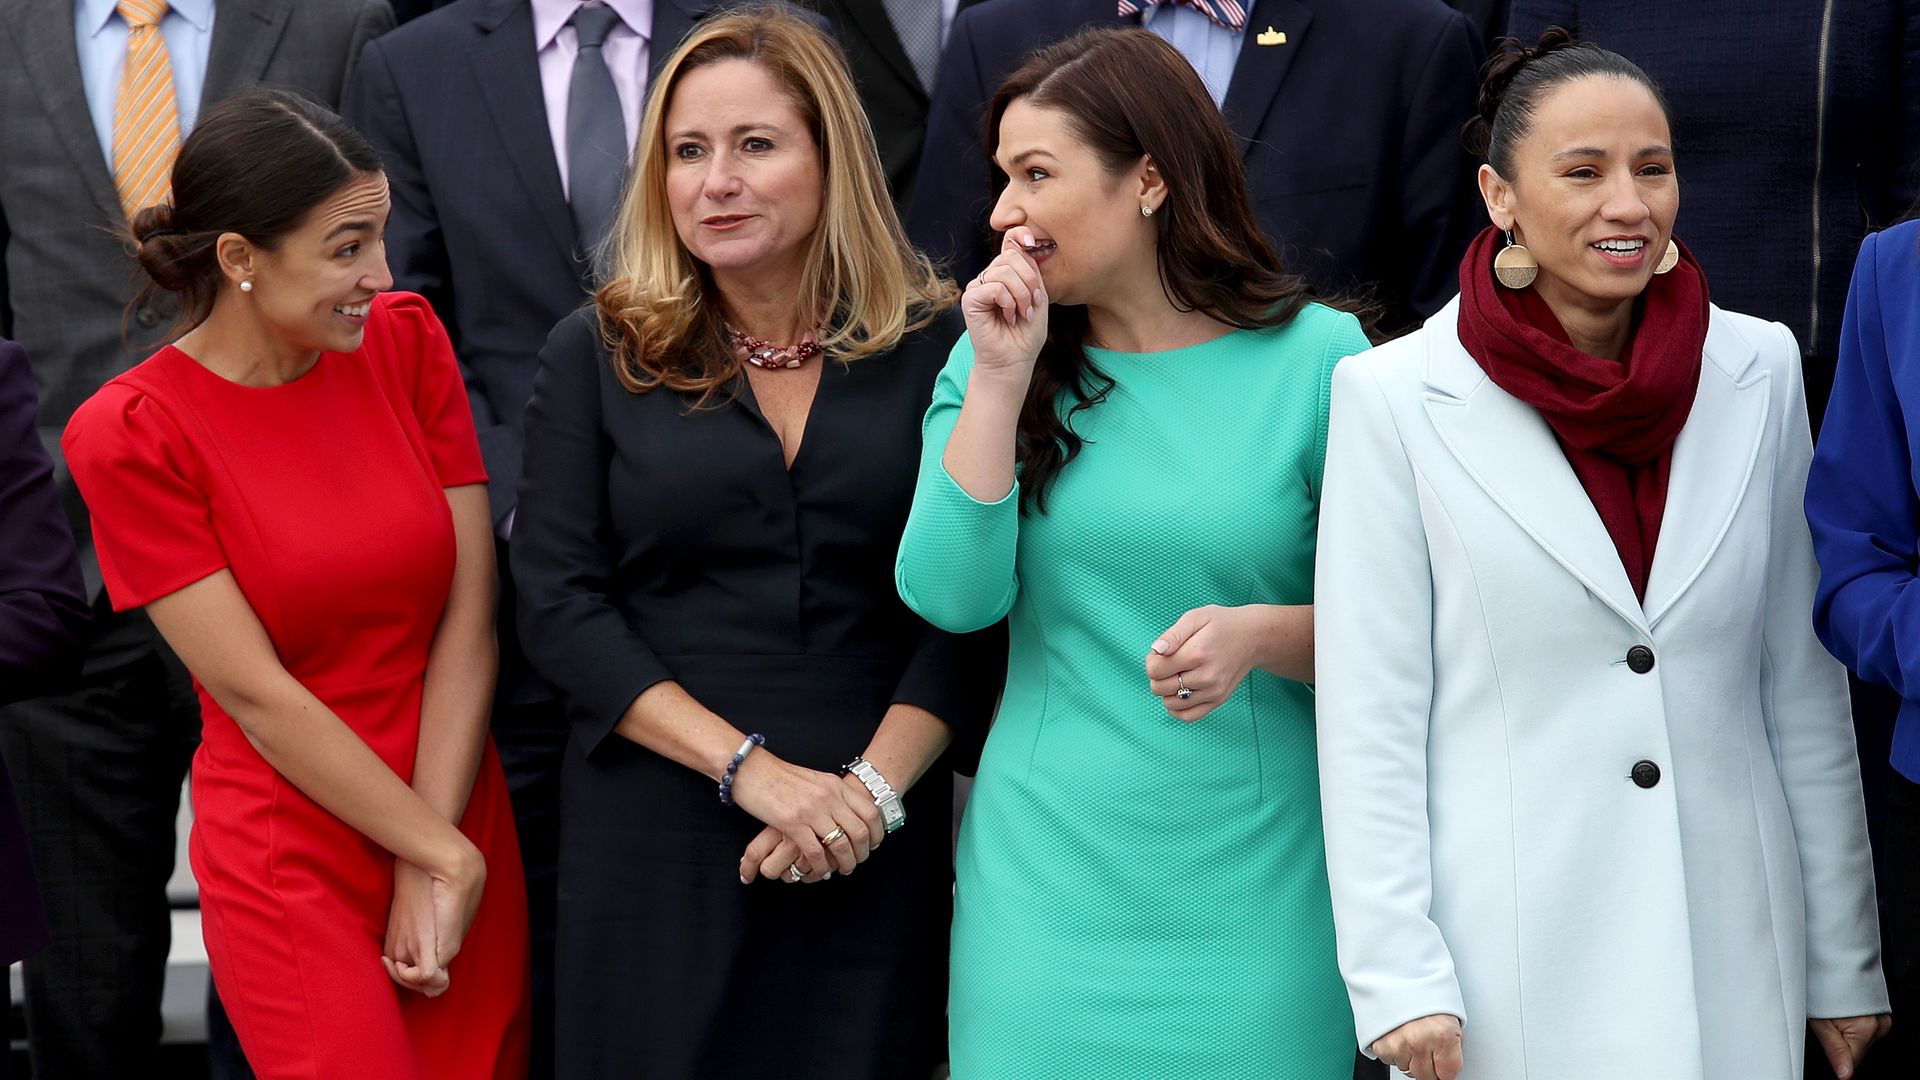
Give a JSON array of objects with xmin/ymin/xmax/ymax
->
[{"xmin": 0, "ymin": 2, "xmax": 393, "ymax": 1075}]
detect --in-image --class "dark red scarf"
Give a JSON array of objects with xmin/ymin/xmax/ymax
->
[{"xmin": 1456, "ymin": 225, "xmax": 1710, "ymax": 601}]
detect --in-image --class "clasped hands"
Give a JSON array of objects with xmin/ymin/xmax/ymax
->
[
  {"xmin": 381, "ymin": 842, "xmax": 486, "ymax": 997},
  {"xmin": 1144, "ymin": 604, "xmax": 1261, "ymax": 722},
  {"xmin": 732, "ymin": 752, "xmax": 886, "ymax": 884}
]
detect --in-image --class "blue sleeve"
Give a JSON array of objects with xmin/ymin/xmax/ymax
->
[
  {"xmin": 511, "ymin": 312, "xmax": 675, "ymax": 755},
  {"xmin": 1807, "ymin": 229, "xmax": 1920, "ymax": 698}
]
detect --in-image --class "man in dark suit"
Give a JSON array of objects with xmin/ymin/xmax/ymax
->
[
  {"xmin": 803, "ymin": 0, "xmax": 985, "ymax": 205},
  {"xmin": 392, "ymin": 0, "xmax": 461, "ymax": 21},
  {"xmin": 0, "ymin": 335, "xmax": 88, "ymax": 1080},
  {"xmin": 345, "ymin": 2, "xmax": 699, "ymax": 1073},
  {"xmin": 0, "ymin": 3, "xmax": 392, "ymax": 1075},
  {"xmin": 1448, "ymin": 0, "xmax": 1509, "ymax": 49},
  {"xmin": 906, "ymin": 0, "xmax": 1485, "ymax": 332}
]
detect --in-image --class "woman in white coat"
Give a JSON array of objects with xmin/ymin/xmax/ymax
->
[{"xmin": 1314, "ymin": 30, "xmax": 1889, "ymax": 1080}]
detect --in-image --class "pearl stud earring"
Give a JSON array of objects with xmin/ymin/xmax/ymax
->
[{"xmin": 239, "ymin": 280, "xmax": 253, "ymax": 293}]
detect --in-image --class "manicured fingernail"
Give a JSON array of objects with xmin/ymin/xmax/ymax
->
[
  {"xmin": 1151, "ymin": 639, "xmax": 1169, "ymax": 654},
  {"xmin": 824, "ymin": 872, "xmax": 833, "ymax": 880},
  {"xmin": 739, "ymin": 874, "xmax": 751, "ymax": 884},
  {"xmin": 1023, "ymin": 305, "xmax": 1032, "ymax": 320}
]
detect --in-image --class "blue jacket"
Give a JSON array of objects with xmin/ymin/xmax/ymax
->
[{"xmin": 1809, "ymin": 220, "xmax": 1920, "ymax": 782}]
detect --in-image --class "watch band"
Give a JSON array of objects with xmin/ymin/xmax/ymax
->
[{"xmin": 843, "ymin": 756, "xmax": 906, "ymax": 833}]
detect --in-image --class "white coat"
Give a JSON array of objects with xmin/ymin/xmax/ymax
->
[{"xmin": 1313, "ymin": 299, "xmax": 1887, "ymax": 1079}]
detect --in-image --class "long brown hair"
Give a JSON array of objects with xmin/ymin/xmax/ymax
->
[
  {"xmin": 986, "ymin": 28, "xmax": 1322, "ymax": 512},
  {"xmin": 595, "ymin": 5, "xmax": 955, "ymax": 403}
]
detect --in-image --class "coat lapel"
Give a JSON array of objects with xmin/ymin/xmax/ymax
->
[
  {"xmin": 472, "ymin": 0, "xmax": 577, "ymax": 263},
  {"xmin": 834, "ymin": 0, "xmax": 925, "ymax": 101},
  {"xmin": 8, "ymin": 0, "xmax": 121, "ymax": 224},
  {"xmin": 202, "ymin": 0, "xmax": 291, "ymax": 102},
  {"xmin": 1421, "ymin": 300, "xmax": 1649, "ymax": 633},
  {"xmin": 1221, "ymin": 0, "xmax": 1308, "ymax": 157},
  {"xmin": 1640, "ymin": 310, "xmax": 1769, "ymax": 626}
]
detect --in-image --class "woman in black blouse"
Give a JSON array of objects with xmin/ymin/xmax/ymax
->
[{"xmin": 512, "ymin": 10, "xmax": 1000, "ymax": 1079}]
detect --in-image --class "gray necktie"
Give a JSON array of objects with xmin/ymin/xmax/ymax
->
[
  {"xmin": 883, "ymin": 0, "xmax": 942, "ymax": 94},
  {"xmin": 566, "ymin": 3, "xmax": 626, "ymax": 250}
]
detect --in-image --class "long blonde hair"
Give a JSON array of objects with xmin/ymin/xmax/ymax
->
[{"xmin": 595, "ymin": 5, "xmax": 955, "ymax": 400}]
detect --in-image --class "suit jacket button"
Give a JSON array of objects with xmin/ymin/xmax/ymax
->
[
  {"xmin": 1631, "ymin": 760, "xmax": 1662, "ymax": 788},
  {"xmin": 1625, "ymin": 645, "xmax": 1655, "ymax": 673}
]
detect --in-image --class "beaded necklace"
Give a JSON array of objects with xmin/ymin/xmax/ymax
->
[{"xmin": 725, "ymin": 322, "xmax": 822, "ymax": 370}]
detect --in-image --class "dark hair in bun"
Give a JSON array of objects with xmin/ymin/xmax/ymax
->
[
  {"xmin": 128, "ymin": 86, "xmax": 383, "ymax": 335},
  {"xmin": 1462, "ymin": 26, "xmax": 1672, "ymax": 179},
  {"xmin": 130, "ymin": 201, "xmax": 204, "ymax": 293}
]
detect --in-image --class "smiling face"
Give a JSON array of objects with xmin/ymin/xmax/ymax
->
[
  {"xmin": 1481, "ymin": 74, "xmax": 1678, "ymax": 313},
  {"xmin": 232, "ymin": 170, "xmax": 393, "ymax": 355},
  {"xmin": 987, "ymin": 98, "xmax": 1159, "ymax": 307},
  {"xmin": 662, "ymin": 59, "xmax": 824, "ymax": 289}
]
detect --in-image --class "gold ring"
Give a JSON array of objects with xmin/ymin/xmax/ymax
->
[{"xmin": 819, "ymin": 826, "xmax": 847, "ymax": 847}]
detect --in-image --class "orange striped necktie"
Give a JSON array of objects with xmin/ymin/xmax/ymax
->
[{"xmin": 112, "ymin": 0, "xmax": 181, "ymax": 220}]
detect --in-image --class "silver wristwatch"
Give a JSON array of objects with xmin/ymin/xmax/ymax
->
[{"xmin": 842, "ymin": 756, "xmax": 906, "ymax": 833}]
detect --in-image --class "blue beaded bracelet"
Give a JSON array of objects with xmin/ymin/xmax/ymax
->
[{"xmin": 717, "ymin": 733, "xmax": 765, "ymax": 806}]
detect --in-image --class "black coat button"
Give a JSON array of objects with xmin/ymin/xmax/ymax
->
[
  {"xmin": 135, "ymin": 305, "xmax": 162, "ymax": 329},
  {"xmin": 1625, "ymin": 645, "xmax": 1655, "ymax": 674},
  {"xmin": 1631, "ymin": 760, "xmax": 1662, "ymax": 788}
]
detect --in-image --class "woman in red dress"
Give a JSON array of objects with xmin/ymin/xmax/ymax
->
[{"xmin": 61, "ymin": 88, "xmax": 529, "ymax": 1078}]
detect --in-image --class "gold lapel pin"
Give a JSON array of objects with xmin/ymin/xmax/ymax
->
[{"xmin": 1256, "ymin": 26, "xmax": 1287, "ymax": 45}]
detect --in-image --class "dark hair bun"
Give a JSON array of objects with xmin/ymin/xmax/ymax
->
[
  {"xmin": 1464, "ymin": 26, "xmax": 1579, "ymax": 157},
  {"xmin": 131, "ymin": 203, "xmax": 200, "ymax": 293}
]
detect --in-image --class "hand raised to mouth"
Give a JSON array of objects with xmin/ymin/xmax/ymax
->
[{"xmin": 960, "ymin": 226, "xmax": 1051, "ymax": 381}]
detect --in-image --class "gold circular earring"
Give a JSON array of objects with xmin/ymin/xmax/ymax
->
[
  {"xmin": 1493, "ymin": 230, "xmax": 1537, "ymax": 290},
  {"xmin": 1653, "ymin": 239, "xmax": 1680, "ymax": 274}
]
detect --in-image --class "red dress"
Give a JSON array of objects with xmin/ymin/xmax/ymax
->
[{"xmin": 63, "ymin": 293, "xmax": 530, "ymax": 1078}]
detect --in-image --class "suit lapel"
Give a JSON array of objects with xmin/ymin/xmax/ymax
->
[
  {"xmin": 834, "ymin": 0, "xmax": 925, "ymax": 102},
  {"xmin": 8, "ymin": 0, "xmax": 121, "ymax": 224},
  {"xmin": 472, "ymin": 0, "xmax": 577, "ymax": 263},
  {"xmin": 1421, "ymin": 301, "xmax": 1649, "ymax": 633},
  {"xmin": 202, "ymin": 0, "xmax": 291, "ymax": 102},
  {"xmin": 1640, "ymin": 313, "xmax": 1769, "ymax": 626},
  {"xmin": 1222, "ymin": 0, "xmax": 1309, "ymax": 156}
]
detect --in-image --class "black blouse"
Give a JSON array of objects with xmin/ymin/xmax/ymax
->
[{"xmin": 512, "ymin": 306, "xmax": 1002, "ymax": 767}]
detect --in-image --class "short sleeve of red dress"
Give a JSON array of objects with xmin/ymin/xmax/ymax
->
[
  {"xmin": 62, "ymin": 386, "xmax": 228, "ymax": 611},
  {"xmin": 373, "ymin": 292, "xmax": 488, "ymax": 489}
]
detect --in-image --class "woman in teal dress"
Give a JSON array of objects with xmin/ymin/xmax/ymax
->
[{"xmin": 896, "ymin": 28, "xmax": 1371, "ymax": 1078}]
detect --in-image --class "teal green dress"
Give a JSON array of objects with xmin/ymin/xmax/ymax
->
[{"xmin": 897, "ymin": 305, "xmax": 1369, "ymax": 1078}]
